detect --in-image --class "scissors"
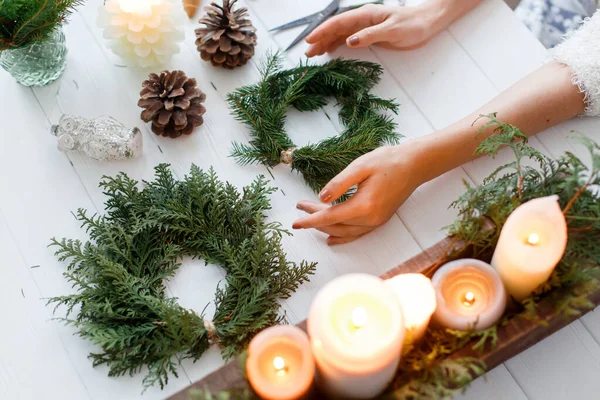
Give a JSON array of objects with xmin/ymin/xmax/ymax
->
[{"xmin": 270, "ymin": 0, "xmax": 386, "ymax": 52}]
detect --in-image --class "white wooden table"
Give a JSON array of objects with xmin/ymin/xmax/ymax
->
[{"xmin": 2, "ymin": 0, "xmax": 600, "ymax": 399}]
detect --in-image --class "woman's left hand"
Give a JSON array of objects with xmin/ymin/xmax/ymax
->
[{"xmin": 292, "ymin": 143, "xmax": 428, "ymax": 245}]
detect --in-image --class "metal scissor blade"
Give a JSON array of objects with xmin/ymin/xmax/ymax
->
[
  {"xmin": 284, "ymin": 18, "xmax": 325, "ymax": 51},
  {"xmin": 269, "ymin": 11, "xmax": 322, "ymax": 32},
  {"xmin": 284, "ymin": 0, "xmax": 341, "ymax": 51}
]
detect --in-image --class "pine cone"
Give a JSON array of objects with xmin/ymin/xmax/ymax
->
[
  {"xmin": 138, "ymin": 70, "xmax": 207, "ymax": 138},
  {"xmin": 195, "ymin": 0, "xmax": 257, "ymax": 69}
]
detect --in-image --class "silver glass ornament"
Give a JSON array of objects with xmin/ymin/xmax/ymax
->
[{"xmin": 51, "ymin": 115, "xmax": 143, "ymax": 161}]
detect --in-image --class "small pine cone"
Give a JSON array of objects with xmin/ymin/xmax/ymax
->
[
  {"xmin": 195, "ymin": 0, "xmax": 257, "ymax": 69},
  {"xmin": 138, "ymin": 70, "xmax": 207, "ymax": 138}
]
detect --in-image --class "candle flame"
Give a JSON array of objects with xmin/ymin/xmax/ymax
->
[
  {"xmin": 462, "ymin": 291, "xmax": 476, "ymax": 307},
  {"xmin": 273, "ymin": 356, "xmax": 286, "ymax": 374},
  {"xmin": 351, "ymin": 306, "xmax": 368, "ymax": 329},
  {"xmin": 527, "ymin": 233, "xmax": 540, "ymax": 246}
]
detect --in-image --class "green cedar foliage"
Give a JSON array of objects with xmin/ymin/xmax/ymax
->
[
  {"xmin": 48, "ymin": 164, "xmax": 316, "ymax": 390},
  {"xmin": 0, "ymin": 0, "xmax": 83, "ymax": 50},
  {"xmin": 228, "ymin": 53, "xmax": 401, "ymax": 195}
]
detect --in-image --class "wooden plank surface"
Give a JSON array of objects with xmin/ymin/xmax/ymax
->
[{"xmin": 1, "ymin": 0, "xmax": 598, "ymax": 399}]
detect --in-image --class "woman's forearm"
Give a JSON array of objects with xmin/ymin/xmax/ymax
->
[{"xmin": 413, "ymin": 61, "xmax": 586, "ymax": 182}]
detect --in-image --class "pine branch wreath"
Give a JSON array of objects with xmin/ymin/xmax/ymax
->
[
  {"xmin": 48, "ymin": 164, "xmax": 317, "ymax": 389},
  {"xmin": 0, "ymin": 0, "xmax": 83, "ymax": 51},
  {"xmin": 228, "ymin": 53, "xmax": 401, "ymax": 196}
]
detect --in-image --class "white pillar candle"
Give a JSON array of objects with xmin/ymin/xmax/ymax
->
[
  {"xmin": 308, "ymin": 274, "xmax": 405, "ymax": 399},
  {"xmin": 431, "ymin": 259, "xmax": 507, "ymax": 331},
  {"xmin": 386, "ymin": 274, "xmax": 437, "ymax": 343},
  {"xmin": 246, "ymin": 325, "xmax": 315, "ymax": 400},
  {"xmin": 491, "ymin": 195, "xmax": 568, "ymax": 300}
]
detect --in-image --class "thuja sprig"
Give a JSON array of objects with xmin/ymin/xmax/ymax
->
[
  {"xmin": 0, "ymin": 0, "xmax": 83, "ymax": 50},
  {"xmin": 48, "ymin": 164, "xmax": 316, "ymax": 390},
  {"xmin": 228, "ymin": 52, "xmax": 401, "ymax": 196}
]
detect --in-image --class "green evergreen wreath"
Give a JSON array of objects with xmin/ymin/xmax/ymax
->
[
  {"xmin": 48, "ymin": 164, "xmax": 316, "ymax": 389},
  {"xmin": 228, "ymin": 53, "xmax": 401, "ymax": 195}
]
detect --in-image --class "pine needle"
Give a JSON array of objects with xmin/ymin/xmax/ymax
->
[{"xmin": 0, "ymin": 0, "xmax": 83, "ymax": 50}]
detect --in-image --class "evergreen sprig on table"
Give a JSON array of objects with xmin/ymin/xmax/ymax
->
[
  {"xmin": 228, "ymin": 53, "xmax": 401, "ymax": 196},
  {"xmin": 0, "ymin": 0, "xmax": 83, "ymax": 51},
  {"xmin": 48, "ymin": 164, "xmax": 316, "ymax": 389}
]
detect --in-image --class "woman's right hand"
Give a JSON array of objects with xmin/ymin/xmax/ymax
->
[
  {"xmin": 305, "ymin": 3, "xmax": 439, "ymax": 57},
  {"xmin": 292, "ymin": 141, "xmax": 432, "ymax": 245}
]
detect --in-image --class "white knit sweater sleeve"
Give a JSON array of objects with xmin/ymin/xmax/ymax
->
[{"xmin": 552, "ymin": 10, "xmax": 600, "ymax": 117}]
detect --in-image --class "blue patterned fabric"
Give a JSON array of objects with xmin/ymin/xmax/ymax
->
[{"xmin": 515, "ymin": 0, "xmax": 597, "ymax": 48}]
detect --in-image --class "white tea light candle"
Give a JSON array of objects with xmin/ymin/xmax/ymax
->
[
  {"xmin": 386, "ymin": 273, "xmax": 437, "ymax": 343},
  {"xmin": 491, "ymin": 195, "xmax": 568, "ymax": 300},
  {"xmin": 246, "ymin": 325, "xmax": 315, "ymax": 400},
  {"xmin": 308, "ymin": 274, "xmax": 405, "ymax": 399},
  {"xmin": 432, "ymin": 259, "xmax": 507, "ymax": 331}
]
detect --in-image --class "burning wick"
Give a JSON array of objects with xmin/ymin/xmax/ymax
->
[
  {"xmin": 462, "ymin": 291, "xmax": 476, "ymax": 307},
  {"xmin": 273, "ymin": 356, "xmax": 287, "ymax": 376},
  {"xmin": 351, "ymin": 306, "xmax": 368, "ymax": 329},
  {"xmin": 527, "ymin": 233, "xmax": 540, "ymax": 246}
]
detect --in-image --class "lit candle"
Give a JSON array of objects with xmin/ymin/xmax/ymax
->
[
  {"xmin": 307, "ymin": 274, "xmax": 405, "ymax": 399},
  {"xmin": 386, "ymin": 273, "xmax": 437, "ymax": 343},
  {"xmin": 491, "ymin": 195, "xmax": 568, "ymax": 300},
  {"xmin": 246, "ymin": 325, "xmax": 315, "ymax": 400},
  {"xmin": 431, "ymin": 259, "xmax": 507, "ymax": 331}
]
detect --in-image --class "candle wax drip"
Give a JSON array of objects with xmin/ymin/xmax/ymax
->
[
  {"xmin": 461, "ymin": 292, "xmax": 476, "ymax": 307},
  {"xmin": 351, "ymin": 306, "xmax": 368, "ymax": 329},
  {"xmin": 526, "ymin": 233, "xmax": 540, "ymax": 246}
]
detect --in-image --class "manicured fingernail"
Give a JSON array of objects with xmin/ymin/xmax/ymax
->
[
  {"xmin": 292, "ymin": 223, "xmax": 301, "ymax": 229},
  {"xmin": 348, "ymin": 36, "xmax": 359, "ymax": 46},
  {"xmin": 319, "ymin": 189, "xmax": 331, "ymax": 202},
  {"xmin": 296, "ymin": 203, "xmax": 304, "ymax": 211}
]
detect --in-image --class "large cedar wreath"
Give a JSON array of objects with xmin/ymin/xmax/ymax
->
[
  {"xmin": 228, "ymin": 54, "xmax": 401, "ymax": 195},
  {"xmin": 49, "ymin": 165, "xmax": 316, "ymax": 389}
]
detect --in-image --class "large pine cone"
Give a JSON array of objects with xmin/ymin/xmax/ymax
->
[
  {"xmin": 138, "ymin": 70, "xmax": 207, "ymax": 138},
  {"xmin": 195, "ymin": 0, "xmax": 257, "ymax": 69}
]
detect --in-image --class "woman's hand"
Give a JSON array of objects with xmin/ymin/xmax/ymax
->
[
  {"xmin": 305, "ymin": 4, "xmax": 437, "ymax": 57},
  {"xmin": 304, "ymin": 0, "xmax": 482, "ymax": 57},
  {"xmin": 292, "ymin": 142, "xmax": 429, "ymax": 245}
]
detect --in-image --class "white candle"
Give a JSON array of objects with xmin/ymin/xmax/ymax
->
[
  {"xmin": 431, "ymin": 259, "xmax": 507, "ymax": 331},
  {"xmin": 246, "ymin": 325, "xmax": 315, "ymax": 400},
  {"xmin": 308, "ymin": 274, "xmax": 404, "ymax": 399},
  {"xmin": 97, "ymin": 0, "xmax": 185, "ymax": 67},
  {"xmin": 491, "ymin": 195, "xmax": 568, "ymax": 300},
  {"xmin": 386, "ymin": 273, "xmax": 437, "ymax": 343}
]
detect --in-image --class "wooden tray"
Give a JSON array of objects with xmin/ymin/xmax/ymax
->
[{"xmin": 167, "ymin": 235, "xmax": 600, "ymax": 399}]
